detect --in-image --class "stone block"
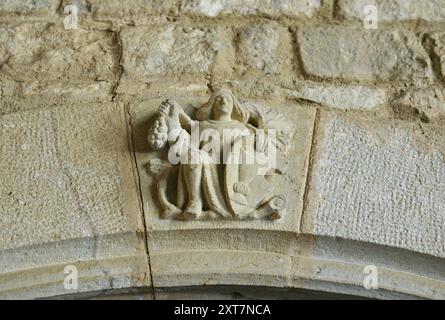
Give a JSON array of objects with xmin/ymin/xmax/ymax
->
[
  {"xmin": 338, "ymin": 0, "xmax": 445, "ymax": 23},
  {"xmin": 0, "ymin": 102, "xmax": 149, "ymax": 298},
  {"xmin": 0, "ymin": 23, "xmax": 119, "ymax": 96},
  {"xmin": 288, "ymin": 81, "xmax": 387, "ymax": 110},
  {"xmin": 121, "ymin": 26, "xmax": 233, "ymax": 81},
  {"xmin": 298, "ymin": 27, "xmax": 432, "ymax": 83},
  {"xmin": 302, "ymin": 113, "xmax": 445, "ymax": 258},
  {"xmin": 182, "ymin": 0, "xmax": 322, "ymax": 18}
]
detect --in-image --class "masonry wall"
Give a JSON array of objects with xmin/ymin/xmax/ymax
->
[{"xmin": 0, "ymin": 0, "xmax": 444, "ymax": 299}]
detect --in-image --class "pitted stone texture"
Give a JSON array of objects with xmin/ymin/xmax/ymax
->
[
  {"xmin": 338, "ymin": 0, "xmax": 445, "ymax": 23},
  {"xmin": 288, "ymin": 82, "xmax": 386, "ymax": 110},
  {"xmin": 298, "ymin": 27, "xmax": 432, "ymax": 83},
  {"xmin": 237, "ymin": 25, "xmax": 287, "ymax": 75},
  {"xmin": 121, "ymin": 26, "xmax": 232, "ymax": 81},
  {"xmin": 303, "ymin": 113, "xmax": 445, "ymax": 258},
  {"xmin": 0, "ymin": 103, "xmax": 143, "ymax": 250},
  {"xmin": 61, "ymin": 0, "xmax": 179, "ymax": 18},
  {"xmin": 431, "ymin": 32, "xmax": 445, "ymax": 78},
  {"xmin": 0, "ymin": 23, "xmax": 118, "ymax": 93},
  {"xmin": 393, "ymin": 86, "xmax": 445, "ymax": 122},
  {"xmin": 182, "ymin": 0, "xmax": 322, "ymax": 18},
  {"xmin": 0, "ymin": 0, "xmax": 58, "ymax": 15},
  {"xmin": 0, "ymin": 82, "xmax": 114, "ymax": 114}
]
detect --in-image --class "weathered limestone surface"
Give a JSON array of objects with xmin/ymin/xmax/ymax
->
[
  {"xmin": 288, "ymin": 82, "xmax": 387, "ymax": 111},
  {"xmin": 393, "ymin": 86, "xmax": 445, "ymax": 122},
  {"xmin": 302, "ymin": 113, "xmax": 445, "ymax": 258},
  {"xmin": 0, "ymin": 23, "xmax": 119, "ymax": 102},
  {"xmin": 0, "ymin": 0, "xmax": 444, "ymax": 300},
  {"xmin": 298, "ymin": 27, "xmax": 432, "ymax": 83},
  {"xmin": 60, "ymin": 0, "xmax": 180, "ymax": 18},
  {"xmin": 338, "ymin": 0, "xmax": 445, "ymax": 23},
  {"xmin": 0, "ymin": 103, "xmax": 142, "ymax": 248},
  {"xmin": 236, "ymin": 25, "xmax": 291, "ymax": 75},
  {"xmin": 148, "ymin": 230, "xmax": 445, "ymax": 299},
  {"xmin": 121, "ymin": 26, "xmax": 232, "ymax": 82},
  {"xmin": 0, "ymin": 102, "xmax": 149, "ymax": 298},
  {"xmin": 431, "ymin": 32, "xmax": 445, "ymax": 78},
  {"xmin": 182, "ymin": 0, "xmax": 322, "ymax": 18},
  {"xmin": 0, "ymin": 0, "xmax": 58, "ymax": 15}
]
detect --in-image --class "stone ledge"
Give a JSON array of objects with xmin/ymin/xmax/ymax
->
[
  {"xmin": 0, "ymin": 229, "xmax": 443, "ymax": 298},
  {"xmin": 0, "ymin": 233, "xmax": 150, "ymax": 299},
  {"xmin": 0, "ymin": 255, "xmax": 150, "ymax": 299},
  {"xmin": 147, "ymin": 232, "xmax": 445, "ymax": 299}
]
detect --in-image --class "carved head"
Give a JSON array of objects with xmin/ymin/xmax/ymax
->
[
  {"xmin": 196, "ymin": 89, "xmax": 249, "ymax": 123},
  {"xmin": 212, "ymin": 91, "xmax": 234, "ymax": 118}
]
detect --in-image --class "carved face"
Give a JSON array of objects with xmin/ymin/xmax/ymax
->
[{"xmin": 212, "ymin": 92, "xmax": 234, "ymax": 118}]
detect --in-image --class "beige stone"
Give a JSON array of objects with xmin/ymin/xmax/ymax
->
[
  {"xmin": 121, "ymin": 25, "xmax": 233, "ymax": 82},
  {"xmin": 131, "ymin": 96, "xmax": 315, "ymax": 231},
  {"xmin": 298, "ymin": 27, "xmax": 432, "ymax": 83},
  {"xmin": 148, "ymin": 230, "xmax": 445, "ymax": 299},
  {"xmin": 302, "ymin": 112, "xmax": 445, "ymax": 258},
  {"xmin": 338, "ymin": 0, "xmax": 445, "ymax": 23},
  {"xmin": 225, "ymin": 80, "xmax": 284, "ymax": 101},
  {"xmin": 288, "ymin": 81, "xmax": 387, "ymax": 111},
  {"xmin": 393, "ymin": 86, "xmax": 445, "ymax": 122},
  {"xmin": 0, "ymin": 82, "xmax": 114, "ymax": 114},
  {"xmin": 0, "ymin": 22, "xmax": 119, "ymax": 99},
  {"xmin": 0, "ymin": 0, "xmax": 58, "ymax": 15},
  {"xmin": 146, "ymin": 90, "xmax": 300, "ymax": 221},
  {"xmin": 0, "ymin": 0, "xmax": 444, "ymax": 300},
  {"xmin": 0, "ymin": 103, "xmax": 144, "ymax": 248},
  {"xmin": 61, "ymin": 0, "xmax": 180, "ymax": 19},
  {"xmin": 0, "ymin": 102, "xmax": 149, "ymax": 298},
  {"xmin": 236, "ymin": 25, "xmax": 290, "ymax": 75},
  {"xmin": 182, "ymin": 0, "xmax": 322, "ymax": 18},
  {"xmin": 431, "ymin": 32, "xmax": 445, "ymax": 78}
]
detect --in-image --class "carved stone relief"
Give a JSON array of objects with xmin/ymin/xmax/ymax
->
[{"xmin": 132, "ymin": 88, "xmax": 315, "ymax": 230}]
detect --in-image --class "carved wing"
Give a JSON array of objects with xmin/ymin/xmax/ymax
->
[{"xmin": 243, "ymin": 103, "xmax": 293, "ymax": 153}]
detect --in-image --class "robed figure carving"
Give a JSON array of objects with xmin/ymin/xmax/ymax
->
[{"xmin": 147, "ymin": 89, "xmax": 292, "ymax": 221}]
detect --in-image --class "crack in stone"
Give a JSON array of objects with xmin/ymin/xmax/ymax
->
[
  {"xmin": 123, "ymin": 103, "xmax": 156, "ymax": 299},
  {"xmin": 111, "ymin": 28, "xmax": 124, "ymax": 102}
]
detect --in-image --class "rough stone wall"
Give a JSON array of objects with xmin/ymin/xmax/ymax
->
[{"xmin": 0, "ymin": 1, "xmax": 444, "ymax": 299}]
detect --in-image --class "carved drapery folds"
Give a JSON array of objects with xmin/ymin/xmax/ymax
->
[{"xmin": 146, "ymin": 89, "xmax": 294, "ymax": 221}]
